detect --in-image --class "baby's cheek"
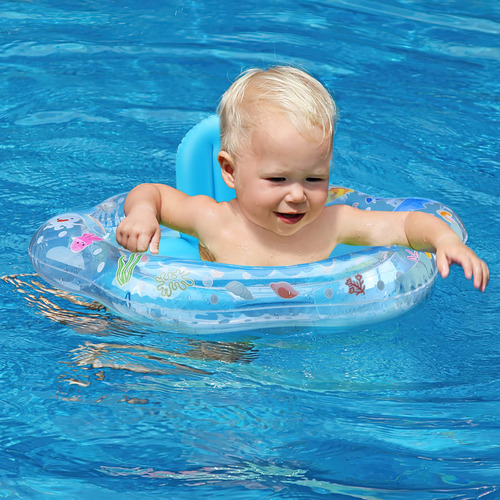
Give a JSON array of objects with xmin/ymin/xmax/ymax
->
[{"xmin": 313, "ymin": 190, "xmax": 329, "ymax": 207}]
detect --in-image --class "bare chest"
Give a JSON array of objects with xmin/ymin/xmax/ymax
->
[{"xmin": 200, "ymin": 219, "xmax": 336, "ymax": 266}]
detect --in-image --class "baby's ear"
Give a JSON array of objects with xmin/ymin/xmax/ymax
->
[{"xmin": 218, "ymin": 151, "xmax": 236, "ymax": 189}]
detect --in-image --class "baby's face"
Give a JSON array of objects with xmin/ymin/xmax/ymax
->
[{"xmin": 232, "ymin": 112, "xmax": 331, "ymax": 237}]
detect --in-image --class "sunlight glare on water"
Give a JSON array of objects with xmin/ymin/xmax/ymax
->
[{"xmin": 0, "ymin": 0, "xmax": 499, "ymax": 498}]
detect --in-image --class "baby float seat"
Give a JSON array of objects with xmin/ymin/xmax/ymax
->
[
  {"xmin": 176, "ymin": 115, "xmax": 234, "ymax": 202},
  {"xmin": 156, "ymin": 116, "xmax": 228, "ymax": 257},
  {"xmin": 160, "ymin": 115, "xmax": 234, "ymax": 257}
]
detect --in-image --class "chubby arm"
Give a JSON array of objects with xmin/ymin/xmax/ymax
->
[
  {"xmin": 116, "ymin": 183, "xmax": 215, "ymax": 254},
  {"xmin": 335, "ymin": 206, "xmax": 489, "ymax": 291},
  {"xmin": 404, "ymin": 211, "xmax": 489, "ymax": 292}
]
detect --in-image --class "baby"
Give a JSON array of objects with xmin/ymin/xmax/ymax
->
[{"xmin": 116, "ymin": 66, "xmax": 489, "ymax": 291}]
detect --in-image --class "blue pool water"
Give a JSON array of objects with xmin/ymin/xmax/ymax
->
[{"xmin": 1, "ymin": 0, "xmax": 499, "ymax": 497}]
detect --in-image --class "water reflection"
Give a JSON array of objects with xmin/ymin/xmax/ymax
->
[
  {"xmin": 2, "ymin": 273, "xmax": 124, "ymax": 336},
  {"xmin": 3, "ymin": 274, "xmax": 258, "ymax": 371}
]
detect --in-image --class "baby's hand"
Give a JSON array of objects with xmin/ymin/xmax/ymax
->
[
  {"xmin": 116, "ymin": 208, "xmax": 161, "ymax": 254},
  {"xmin": 435, "ymin": 236, "xmax": 489, "ymax": 292}
]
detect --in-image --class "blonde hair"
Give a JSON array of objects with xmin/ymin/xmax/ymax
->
[{"xmin": 217, "ymin": 66, "xmax": 337, "ymax": 159}]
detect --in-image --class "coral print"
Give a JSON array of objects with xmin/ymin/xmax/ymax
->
[
  {"xmin": 346, "ymin": 274, "xmax": 365, "ymax": 295},
  {"xmin": 406, "ymin": 249, "xmax": 420, "ymax": 262},
  {"xmin": 155, "ymin": 269, "xmax": 195, "ymax": 298},
  {"xmin": 70, "ymin": 233, "xmax": 103, "ymax": 253}
]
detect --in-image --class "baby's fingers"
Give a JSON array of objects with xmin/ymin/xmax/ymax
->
[
  {"xmin": 437, "ymin": 244, "xmax": 489, "ymax": 292},
  {"xmin": 460, "ymin": 253, "xmax": 489, "ymax": 292},
  {"xmin": 436, "ymin": 249, "xmax": 450, "ymax": 279},
  {"xmin": 483, "ymin": 261, "xmax": 490, "ymax": 291},
  {"xmin": 460, "ymin": 254, "xmax": 474, "ymax": 281},
  {"xmin": 472, "ymin": 259, "xmax": 489, "ymax": 292},
  {"xmin": 135, "ymin": 231, "xmax": 154, "ymax": 253},
  {"xmin": 116, "ymin": 223, "xmax": 131, "ymax": 249},
  {"xmin": 149, "ymin": 227, "xmax": 161, "ymax": 255}
]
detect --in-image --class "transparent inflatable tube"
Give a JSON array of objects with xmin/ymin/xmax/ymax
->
[{"xmin": 28, "ymin": 187, "xmax": 466, "ymax": 333}]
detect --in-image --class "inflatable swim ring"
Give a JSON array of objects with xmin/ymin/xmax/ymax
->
[{"xmin": 29, "ymin": 117, "xmax": 467, "ymax": 333}]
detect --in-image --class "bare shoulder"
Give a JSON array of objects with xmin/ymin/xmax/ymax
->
[
  {"xmin": 315, "ymin": 204, "xmax": 357, "ymax": 243},
  {"xmin": 194, "ymin": 197, "xmax": 235, "ymax": 226},
  {"xmin": 192, "ymin": 198, "xmax": 241, "ymax": 255},
  {"xmin": 157, "ymin": 191, "xmax": 223, "ymax": 237},
  {"xmin": 187, "ymin": 194, "xmax": 220, "ymax": 211},
  {"xmin": 322, "ymin": 203, "xmax": 359, "ymax": 226},
  {"xmin": 324, "ymin": 203, "xmax": 398, "ymax": 225},
  {"xmin": 324, "ymin": 204, "xmax": 408, "ymax": 246},
  {"xmin": 189, "ymin": 196, "xmax": 236, "ymax": 230}
]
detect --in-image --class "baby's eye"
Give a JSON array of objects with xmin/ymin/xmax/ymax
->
[
  {"xmin": 306, "ymin": 177, "xmax": 325, "ymax": 182},
  {"xmin": 267, "ymin": 177, "xmax": 286, "ymax": 182}
]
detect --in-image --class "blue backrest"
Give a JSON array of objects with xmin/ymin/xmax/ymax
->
[{"xmin": 176, "ymin": 115, "xmax": 235, "ymax": 202}]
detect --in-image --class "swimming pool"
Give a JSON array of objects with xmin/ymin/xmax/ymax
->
[{"xmin": 1, "ymin": 0, "xmax": 499, "ymax": 497}]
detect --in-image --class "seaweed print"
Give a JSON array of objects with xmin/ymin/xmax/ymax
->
[
  {"xmin": 406, "ymin": 249, "xmax": 420, "ymax": 262},
  {"xmin": 116, "ymin": 253, "xmax": 142, "ymax": 287},
  {"xmin": 346, "ymin": 274, "xmax": 365, "ymax": 295},
  {"xmin": 155, "ymin": 269, "xmax": 194, "ymax": 298}
]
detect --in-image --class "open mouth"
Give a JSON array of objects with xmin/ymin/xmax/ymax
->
[{"xmin": 275, "ymin": 212, "xmax": 305, "ymax": 224}]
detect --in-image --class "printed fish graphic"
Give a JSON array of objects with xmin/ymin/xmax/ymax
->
[
  {"xmin": 327, "ymin": 187, "xmax": 354, "ymax": 202},
  {"xmin": 71, "ymin": 233, "xmax": 103, "ymax": 253}
]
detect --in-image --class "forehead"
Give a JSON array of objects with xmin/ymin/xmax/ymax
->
[{"xmin": 248, "ymin": 111, "xmax": 332, "ymax": 157}]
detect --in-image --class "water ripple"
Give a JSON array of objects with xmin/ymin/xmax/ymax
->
[
  {"xmin": 325, "ymin": 0, "xmax": 500, "ymax": 35},
  {"xmin": 1, "ymin": 0, "xmax": 498, "ymax": 496}
]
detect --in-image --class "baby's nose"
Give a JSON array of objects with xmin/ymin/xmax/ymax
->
[{"xmin": 286, "ymin": 183, "xmax": 306, "ymax": 203}]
